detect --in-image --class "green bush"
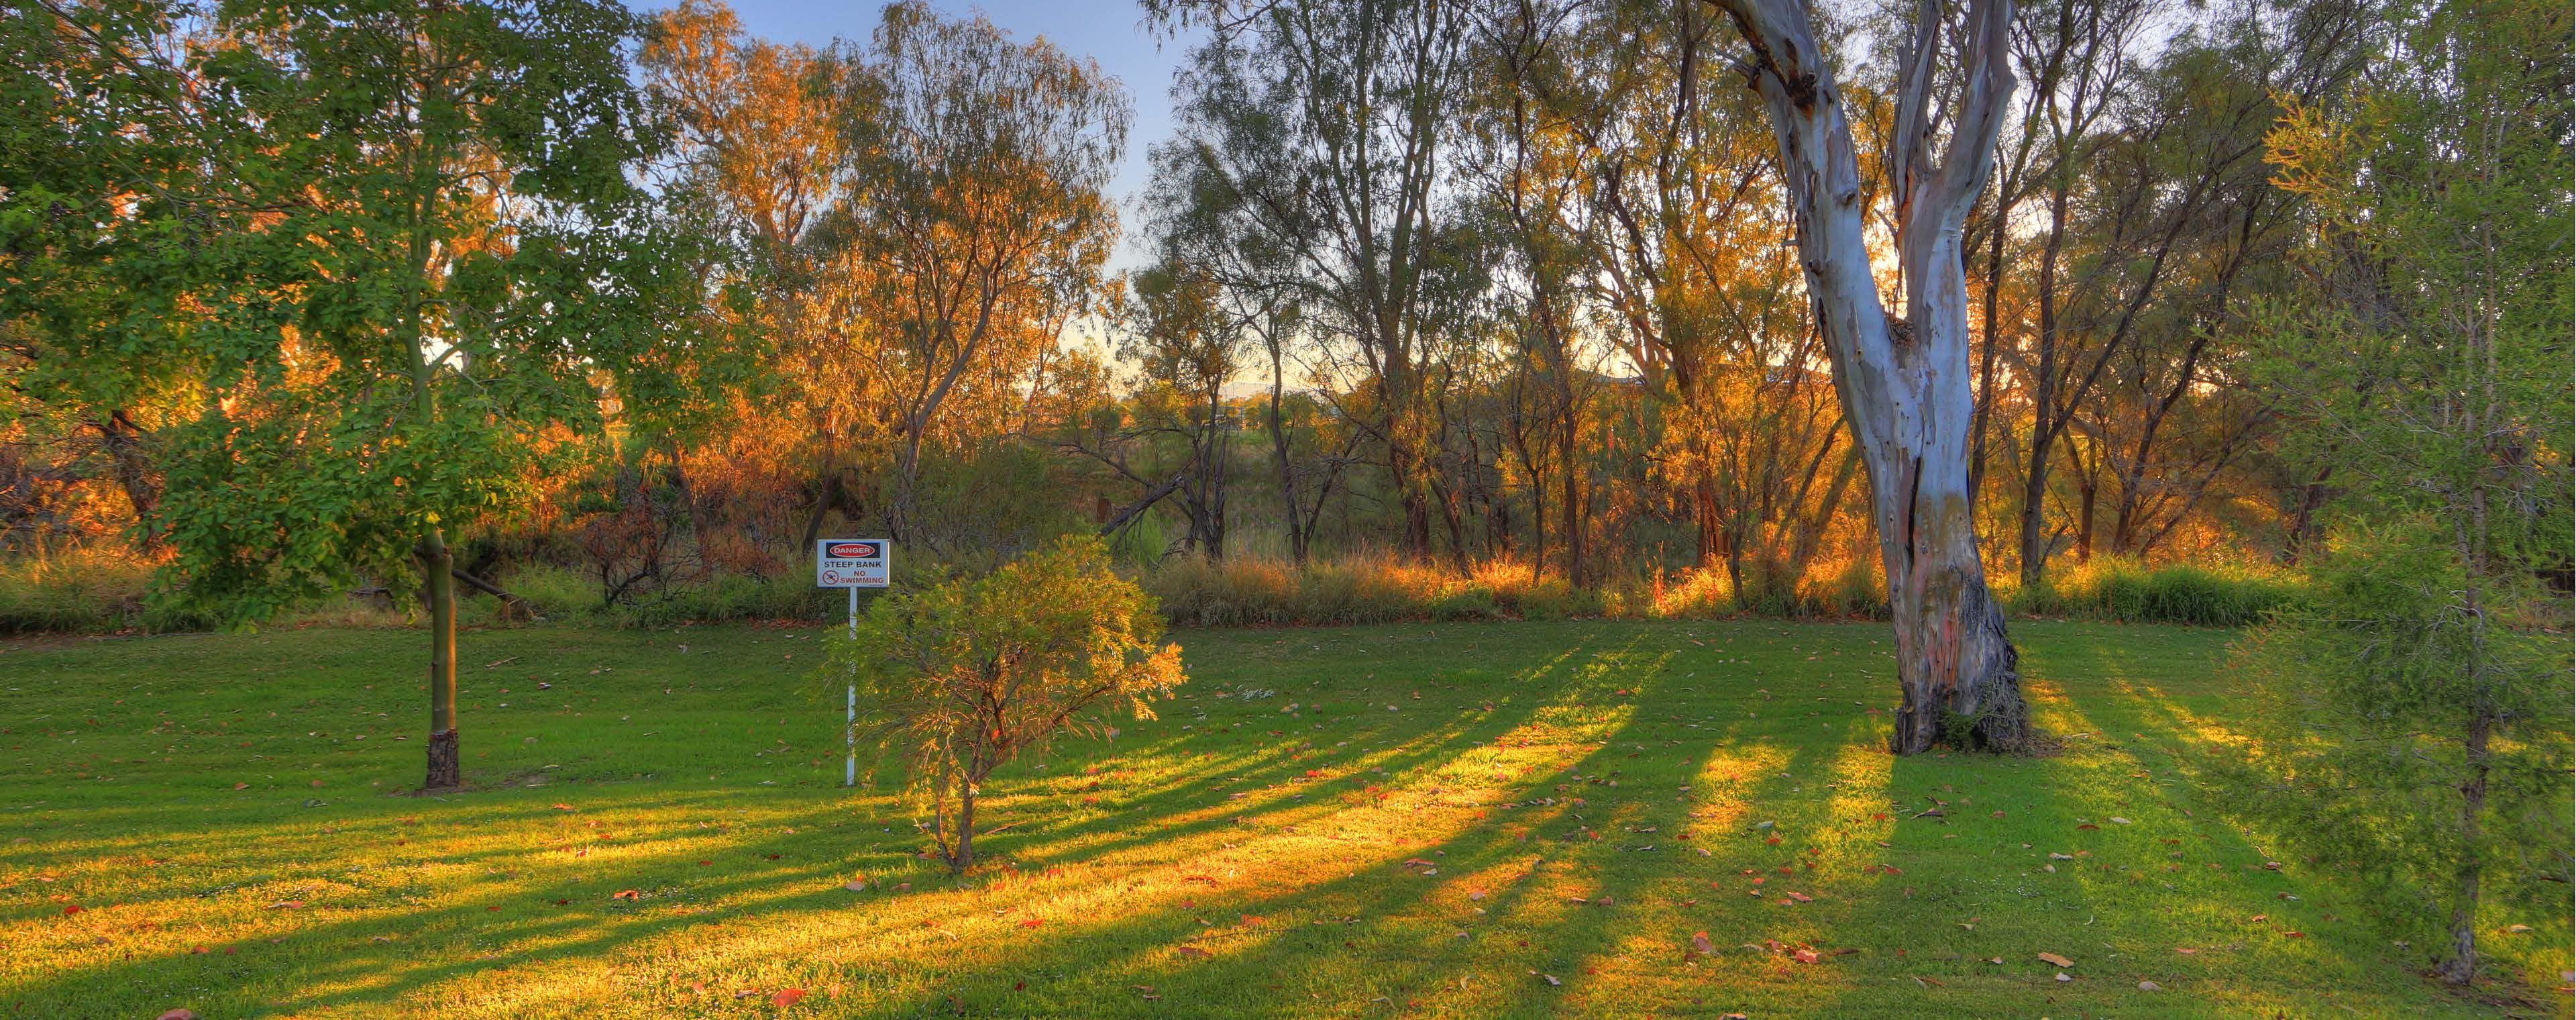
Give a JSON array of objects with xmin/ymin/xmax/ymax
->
[{"xmin": 827, "ymin": 534, "xmax": 1183, "ymax": 872}]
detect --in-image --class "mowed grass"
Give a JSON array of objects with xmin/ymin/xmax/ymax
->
[{"xmin": 0, "ymin": 620, "xmax": 2563, "ymax": 1019}]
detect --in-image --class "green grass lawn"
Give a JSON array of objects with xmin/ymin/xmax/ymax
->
[{"xmin": 1, "ymin": 619, "xmax": 2563, "ymax": 1019}]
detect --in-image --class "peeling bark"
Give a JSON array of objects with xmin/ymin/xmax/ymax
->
[{"xmin": 1705, "ymin": 0, "xmax": 2033, "ymax": 754}]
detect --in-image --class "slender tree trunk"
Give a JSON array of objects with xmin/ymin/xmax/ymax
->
[
  {"xmin": 890, "ymin": 419, "xmax": 927, "ymax": 540},
  {"xmin": 1695, "ymin": 466, "xmax": 1726, "ymax": 571},
  {"xmin": 1267, "ymin": 348, "xmax": 1306, "ymax": 566},
  {"xmin": 407, "ymin": 312, "xmax": 460, "ymax": 788},
  {"xmin": 2441, "ymin": 476, "xmax": 2496, "ymax": 986},
  {"xmin": 401, "ymin": 64, "xmax": 462, "ymax": 790},
  {"xmin": 2443, "ymin": 687, "xmax": 2491, "ymax": 985},
  {"xmin": 1968, "ymin": 201, "xmax": 2008, "ymax": 497},
  {"xmin": 1201, "ymin": 391, "xmax": 1229, "ymax": 560},
  {"xmin": 1391, "ymin": 441, "xmax": 1434, "ymax": 562},
  {"xmin": 1709, "ymin": 0, "xmax": 2031, "ymax": 754},
  {"xmin": 2280, "ymin": 466, "xmax": 2332, "ymax": 564},
  {"xmin": 420, "ymin": 535, "xmax": 460, "ymax": 788},
  {"xmin": 1558, "ymin": 416, "xmax": 1584, "ymax": 585},
  {"xmin": 94, "ymin": 411, "xmax": 160, "ymax": 541},
  {"xmin": 949, "ymin": 786, "xmax": 978, "ymax": 873},
  {"xmin": 798, "ymin": 468, "xmax": 841, "ymax": 552},
  {"xmin": 2072, "ymin": 440, "xmax": 2098, "ymax": 563},
  {"xmin": 2016, "ymin": 182, "xmax": 2073, "ymax": 587}
]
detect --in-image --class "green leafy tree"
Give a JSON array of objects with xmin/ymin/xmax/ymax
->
[
  {"xmin": 835, "ymin": 535, "xmax": 1185, "ymax": 873},
  {"xmin": 0, "ymin": 0, "xmax": 272, "ymax": 536},
  {"xmin": 5, "ymin": 0, "xmax": 754, "ymax": 788},
  {"xmin": 2240, "ymin": 0, "xmax": 2572, "ymax": 986}
]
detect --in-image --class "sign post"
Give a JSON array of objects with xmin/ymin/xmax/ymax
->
[{"xmin": 817, "ymin": 539, "xmax": 891, "ymax": 787}]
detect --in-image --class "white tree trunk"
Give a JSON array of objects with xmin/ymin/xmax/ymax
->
[{"xmin": 1704, "ymin": 0, "xmax": 2033, "ymax": 753}]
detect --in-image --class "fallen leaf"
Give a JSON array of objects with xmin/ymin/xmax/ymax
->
[
  {"xmin": 60, "ymin": 905, "xmax": 84, "ymax": 916},
  {"xmin": 1689, "ymin": 931, "xmax": 1716, "ymax": 958},
  {"xmin": 1177, "ymin": 946, "xmax": 1211, "ymax": 959},
  {"xmin": 158, "ymin": 1011, "xmax": 199, "ymax": 1020},
  {"xmin": 612, "ymin": 890, "xmax": 641, "ymax": 901},
  {"xmin": 1794, "ymin": 948, "xmax": 1821, "ymax": 964},
  {"xmin": 1537, "ymin": 972, "xmax": 1562, "ymax": 986},
  {"xmin": 2037, "ymin": 952, "xmax": 2074, "ymax": 967},
  {"xmin": 2139, "ymin": 980, "xmax": 2164, "ymax": 991},
  {"xmin": 265, "ymin": 901, "xmax": 304, "ymax": 911},
  {"xmin": 770, "ymin": 988, "xmax": 807, "ymax": 1007}
]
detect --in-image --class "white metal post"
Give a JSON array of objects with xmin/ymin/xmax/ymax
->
[{"xmin": 845, "ymin": 584, "xmax": 858, "ymax": 788}]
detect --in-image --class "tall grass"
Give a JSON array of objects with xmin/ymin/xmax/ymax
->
[
  {"xmin": 1144, "ymin": 552, "xmax": 2300, "ymax": 629},
  {"xmin": 1141, "ymin": 552, "xmax": 1901, "ymax": 627},
  {"xmin": 0, "ymin": 544, "xmax": 2306, "ymax": 635},
  {"xmin": 2000, "ymin": 557, "xmax": 2303, "ymax": 627},
  {"xmin": 0, "ymin": 546, "xmax": 155, "ymax": 633}
]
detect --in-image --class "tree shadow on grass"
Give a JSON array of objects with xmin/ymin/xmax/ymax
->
[{"xmin": 3, "ymin": 626, "xmax": 1663, "ymax": 1016}]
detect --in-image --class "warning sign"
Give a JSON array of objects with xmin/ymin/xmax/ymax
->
[{"xmin": 816, "ymin": 538, "xmax": 890, "ymax": 588}]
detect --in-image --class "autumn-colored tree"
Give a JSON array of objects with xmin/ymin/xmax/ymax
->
[{"xmin": 817, "ymin": 1, "xmax": 1128, "ymax": 544}]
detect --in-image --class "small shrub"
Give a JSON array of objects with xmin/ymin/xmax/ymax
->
[{"xmin": 830, "ymin": 535, "xmax": 1184, "ymax": 872}]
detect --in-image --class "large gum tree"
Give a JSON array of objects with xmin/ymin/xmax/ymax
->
[{"xmin": 1698, "ymin": 0, "xmax": 2034, "ymax": 753}]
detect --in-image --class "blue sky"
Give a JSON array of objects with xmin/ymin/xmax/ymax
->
[{"xmin": 669, "ymin": 0, "xmax": 1193, "ymax": 255}]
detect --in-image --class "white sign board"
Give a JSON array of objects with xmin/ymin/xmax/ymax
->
[{"xmin": 816, "ymin": 538, "xmax": 890, "ymax": 588}]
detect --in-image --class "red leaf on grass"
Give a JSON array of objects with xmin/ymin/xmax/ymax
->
[
  {"xmin": 612, "ymin": 890, "xmax": 641, "ymax": 901},
  {"xmin": 770, "ymin": 988, "xmax": 808, "ymax": 1007},
  {"xmin": 60, "ymin": 905, "xmax": 84, "ymax": 916}
]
